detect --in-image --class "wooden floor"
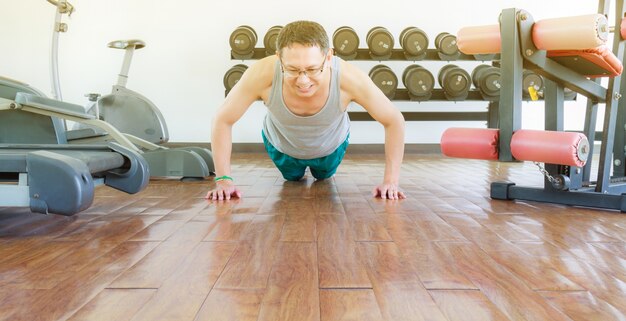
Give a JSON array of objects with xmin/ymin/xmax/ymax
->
[{"xmin": 1, "ymin": 153, "xmax": 625, "ymax": 321}]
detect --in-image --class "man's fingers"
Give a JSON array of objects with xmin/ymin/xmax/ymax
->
[
  {"xmin": 370, "ymin": 185, "xmax": 405, "ymax": 200},
  {"xmin": 207, "ymin": 187, "xmax": 243, "ymax": 201}
]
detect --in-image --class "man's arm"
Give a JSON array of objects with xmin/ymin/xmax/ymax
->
[
  {"xmin": 207, "ymin": 57, "xmax": 275, "ymax": 200},
  {"xmin": 341, "ymin": 61, "xmax": 406, "ymax": 199}
]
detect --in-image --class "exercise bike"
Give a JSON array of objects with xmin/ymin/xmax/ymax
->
[{"xmin": 48, "ymin": 0, "xmax": 214, "ymax": 179}]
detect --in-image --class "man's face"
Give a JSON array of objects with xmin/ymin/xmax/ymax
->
[{"xmin": 279, "ymin": 44, "xmax": 330, "ymax": 98}]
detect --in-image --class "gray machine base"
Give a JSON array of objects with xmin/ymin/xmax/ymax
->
[{"xmin": 491, "ymin": 182, "xmax": 626, "ymax": 212}]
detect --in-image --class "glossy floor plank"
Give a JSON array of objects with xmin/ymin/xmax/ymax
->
[
  {"xmin": 194, "ymin": 289, "xmax": 264, "ymax": 321},
  {"xmin": 127, "ymin": 242, "xmax": 236, "ymax": 321},
  {"xmin": 319, "ymin": 289, "xmax": 384, "ymax": 321},
  {"xmin": 109, "ymin": 220, "xmax": 218, "ymax": 289},
  {"xmin": 0, "ymin": 153, "xmax": 625, "ymax": 321},
  {"xmin": 257, "ymin": 242, "xmax": 319, "ymax": 321},
  {"xmin": 214, "ymin": 215, "xmax": 284, "ymax": 289},
  {"xmin": 66, "ymin": 289, "xmax": 156, "ymax": 321},
  {"xmin": 435, "ymin": 242, "xmax": 575, "ymax": 321},
  {"xmin": 317, "ymin": 215, "xmax": 372, "ymax": 289},
  {"xmin": 429, "ymin": 289, "xmax": 512, "ymax": 321},
  {"xmin": 1, "ymin": 241, "xmax": 159, "ymax": 321},
  {"xmin": 358, "ymin": 242, "xmax": 449, "ymax": 321},
  {"xmin": 539, "ymin": 291, "xmax": 626, "ymax": 321}
]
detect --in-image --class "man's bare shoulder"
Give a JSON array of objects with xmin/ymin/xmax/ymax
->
[
  {"xmin": 247, "ymin": 55, "xmax": 278, "ymax": 81},
  {"xmin": 337, "ymin": 58, "xmax": 371, "ymax": 99},
  {"xmin": 232, "ymin": 55, "xmax": 277, "ymax": 97}
]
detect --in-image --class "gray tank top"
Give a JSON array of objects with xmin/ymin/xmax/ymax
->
[{"xmin": 262, "ymin": 56, "xmax": 350, "ymax": 159}]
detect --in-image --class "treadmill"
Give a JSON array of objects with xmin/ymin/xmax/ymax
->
[{"xmin": 0, "ymin": 77, "xmax": 149, "ymax": 216}]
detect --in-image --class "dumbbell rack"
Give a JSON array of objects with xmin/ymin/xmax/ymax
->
[
  {"xmin": 235, "ymin": 47, "xmax": 494, "ymax": 61},
  {"xmin": 230, "ymin": 46, "xmax": 526, "ymax": 124},
  {"xmin": 228, "ymin": 38, "xmax": 572, "ymax": 127}
]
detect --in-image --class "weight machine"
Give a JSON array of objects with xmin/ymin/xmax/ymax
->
[{"xmin": 442, "ymin": 0, "xmax": 626, "ymax": 211}]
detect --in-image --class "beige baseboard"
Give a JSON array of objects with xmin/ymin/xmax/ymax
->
[{"xmin": 164, "ymin": 142, "xmax": 441, "ymax": 154}]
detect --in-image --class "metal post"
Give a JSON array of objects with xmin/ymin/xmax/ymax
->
[
  {"xmin": 116, "ymin": 48, "xmax": 135, "ymax": 88},
  {"xmin": 612, "ymin": 73, "xmax": 626, "ymax": 177},
  {"xmin": 583, "ymin": 97, "xmax": 599, "ymax": 183},
  {"xmin": 487, "ymin": 101, "xmax": 499, "ymax": 128},
  {"xmin": 544, "ymin": 79, "xmax": 564, "ymax": 131},
  {"xmin": 613, "ymin": 2, "xmax": 626, "ymax": 178},
  {"xmin": 596, "ymin": 0, "xmax": 625, "ymax": 193},
  {"xmin": 498, "ymin": 8, "xmax": 523, "ymax": 161},
  {"xmin": 543, "ymin": 78, "xmax": 571, "ymax": 190},
  {"xmin": 598, "ymin": 0, "xmax": 626, "ymax": 179}
]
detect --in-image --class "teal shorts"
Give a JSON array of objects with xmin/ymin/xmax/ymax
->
[{"xmin": 262, "ymin": 131, "xmax": 349, "ymax": 181}]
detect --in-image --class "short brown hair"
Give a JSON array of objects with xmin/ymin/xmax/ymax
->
[{"xmin": 276, "ymin": 21, "xmax": 329, "ymax": 54}]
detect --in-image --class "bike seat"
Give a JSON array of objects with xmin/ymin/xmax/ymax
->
[{"xmin": 108, "ymin": 39, "xmax": 146, "ymax": 50}]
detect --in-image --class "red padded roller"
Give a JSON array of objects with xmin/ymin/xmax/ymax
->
[
  {"xmin": 457, "ymin": 24, "xmax": 501, "ymax": 55},
  {"xmin": 440, "ymin": 128, "xmax": 499, "ymax": 160},
  {"xmin": 457, "ymin": 21, "xmax": 621, "ymax": 78},
  {"xmin": 511, "ymin": 130, "xmax": 589, "ymax": 167},
  {"xmin": 458, "ymin": 14, "xmax": 609, "ymax": 53},
  {"xmin": 531, "ymin": 14, "xmax": 608, "ymax": 50}
]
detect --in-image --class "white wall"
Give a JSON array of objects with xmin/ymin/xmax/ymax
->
[{"xmin": 1, "ymin": 0, "xmax": 600, "ymax": 144}]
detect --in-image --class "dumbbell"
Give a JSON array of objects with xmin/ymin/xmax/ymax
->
[
  {"xmin": 434, "ymin": 32, "xmax": 460, "ymax": 60},
  {"xmin": 400, "ymin": 27, "xmax": 428, "ymax": 60},
  {"xmin": 369, "ymin": 64, "xmax": 398, "ymax": 99},
  {"xmin": 521, "ymin": 71, "xmax": 575, "ymax": 100},
  {"xmin": 522, "ymin": 70, "xmax": 544, "ymax": 100},
  {"xmin": 472, "ymin": 64, "xmax": 501, "ymax": 100},
  {"xmin": 223, "ymin": 64, "xmax": 248, "ymax": 93},
  {"xmin": 333, "ymin": 26, "xmax": 360, "ymax": 60},
  {"xmin": 438, "ymin": 64, "xmax": 471, "ymax": 101},
  {"xmin": 366, "ymin": 26, "xmax": 394, "ymax": 60},
  {"xmin": 264, "ymin": 25, "xmax": 282, "ymax": 56},
  {"xmin": 402, "ymin": 64, "xmax": 434, "ymax": 101},
  {"xmin": 230, "ymin": 26, "xmax": 257, "ymax": 59}
]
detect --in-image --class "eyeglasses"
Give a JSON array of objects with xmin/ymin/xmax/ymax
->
[{"xmin": 280, "ymin": 56, "xmax": 327, "ymax": 78}]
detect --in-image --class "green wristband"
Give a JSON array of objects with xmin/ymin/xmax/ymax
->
[{"xmin": 215, "ymin": 175, "xmax": 233, "ymax": 182}]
